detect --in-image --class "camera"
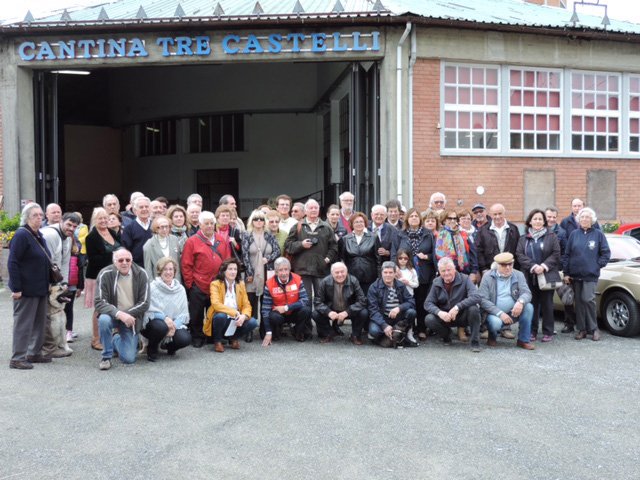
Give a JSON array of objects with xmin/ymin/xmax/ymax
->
[{"xmin": 309, "ymin": 237, "xmax": 319, "ymax": 245}]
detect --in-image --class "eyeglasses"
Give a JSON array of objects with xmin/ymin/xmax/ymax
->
[
  {"xmin": 446, "ymin": 217, "xmax": 458, "ymax": 221},
  {"xmin": 253, "ymin": 218, "xmax": 265, "ymax": 222},
  {"xmin": 434, "ymin": 200, "xmax": 445, "ymax": 205},
  {"xmin": 116, "ymin": 259, "xmax": 132, "ymax": 263}
]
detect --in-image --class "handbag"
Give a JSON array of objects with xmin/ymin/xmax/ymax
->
[
  {"xmin": 22, "ymin": 226, "xmax": 64, "ymax": 284},
  {"xmin": 537, "ymin": 270, "xmax": 564, "ymax": 291},
  {"xmin": 555, "ymin": 283, "xmax": 574, "ymax": 306}
]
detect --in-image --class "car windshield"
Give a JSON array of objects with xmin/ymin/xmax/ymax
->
[{"xmin": 607, "ymin": 236, "xmax": 640, "ymax": 262}]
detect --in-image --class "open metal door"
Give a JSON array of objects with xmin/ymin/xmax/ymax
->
[{"xmin": 33, "ymin": 71, "xmax": 60, "ymax": 206}]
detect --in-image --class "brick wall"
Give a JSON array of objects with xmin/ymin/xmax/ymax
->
[{"xmin": 412, "ymin": 58, "xmax": 640, "ymax": 223}]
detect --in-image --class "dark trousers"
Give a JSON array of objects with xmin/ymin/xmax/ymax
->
[
  {"xmin": 369, "ymin": 309, "xmax": 417, "ymax": 339},
  {"xmin": 313, "ymin": 308, "xmax": 369, "ymax": 339},
  {"xmin": 12, "ymin": 296, "xmax": 47, "ymax": 361},
  {"xmin": 267, "ymin": 307, "xmax": 312, "ymax": 339},
  {"xmin": 531, "ymin": 285, "xmax": 555, "ymax": 336},
  {"xmin": 425, "ymin": 305, "xmax": 481, "ymax": 345},
  {"xmin": 64, "ymin": 288, "xmax": 77, "ymax": 331},
  {"xmin": 414, "ymin": 283, "xmax": 429, "ymax": 334},
  {"xmin": 142, "ymin": 318, "xmax": 192, "ymax": 354},
  {"xmin": 211, "ymin": 313, "xmax": 259, "ymax": 343},
  {"xmin": 188, "ymin": 285, "xmax": 210, "ymax": 340},
  {"xmin": 564, "ymin": 304, "xmax": 576, "ymax": 327}
]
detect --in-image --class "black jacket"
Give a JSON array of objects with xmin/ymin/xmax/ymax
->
[
  {"xmin": 367, "ymin": 278, "xmax": 416, "ymax": 330},
  {"xmin": 285, "ymin": 219, "xmax": 338, "ymax": 277},
  {"xmin": 516, "ymin": 230, "xmax": 561, "ymax": 287},
  {"xmin": 474, "ymin": 221, "xmax": 521, "ymax": 272},
  {"xmin": 314, "ymin": 274, "xmax": 367, "ymax": 317},
  {"xmin": 425, "ymin": 272, "xmax": 480, "ymax": 315},
  {"xmin": 339, "ymin": 231, "xmax": 381, "ymax": 285},
  {"xmin": 391, "ymin": 229, "xmax": 436, "ymax": 285}
]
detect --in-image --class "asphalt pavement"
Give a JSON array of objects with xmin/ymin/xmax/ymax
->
[{"xmin": 1, "ymin": 289, "xmax": 639, "ymax": 480}]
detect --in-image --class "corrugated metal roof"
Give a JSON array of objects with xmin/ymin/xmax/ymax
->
[{"xmin": 5, "ymin": 0, "xmax": 640, "ymax": 36}]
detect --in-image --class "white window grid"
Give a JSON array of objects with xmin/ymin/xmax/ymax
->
[
  {"xmin": 442, "ymin": 64, "xmax": 500, "ymax": 151},
  {"xmin": 629, "ymin": 75, "xmax": 640, "ymax": 153}
]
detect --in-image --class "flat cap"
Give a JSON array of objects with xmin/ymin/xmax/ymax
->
[{"xmin": 494, "ymin": 252, "xmax": 514, "ymax": 264}]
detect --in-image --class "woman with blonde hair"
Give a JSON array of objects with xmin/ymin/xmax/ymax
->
[{"xmin": 143, "ymin": 215, "xmax": 182, "ymax": 283}]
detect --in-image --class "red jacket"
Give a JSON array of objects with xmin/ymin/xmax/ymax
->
[
  {"xmin": 261, "ymin": 273, "xmax": 308, "ymax": 317},
  {"xmin": 181, "ymin": 231, "xmax": 223, "ymax": 293}
]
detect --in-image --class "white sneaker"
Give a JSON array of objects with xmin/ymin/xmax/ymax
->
[
  {"xmin": 71, "ymin": 331, "xmax": 78, "ymax": 338},
  {"xmin": 66, "ymin": 331, "xmax": 74, "ymax": 343},
  {"xmin": 99, "ymin": 358, "xmax": 111, "ymax": 371}
]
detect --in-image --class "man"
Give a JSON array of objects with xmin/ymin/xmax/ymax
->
[
  {"xmin": 429, "ymin": 192, "xmax": 447, "ymax": 215},
  {"xmin": 338, "ymin": 191, "xmax": 355, "ymax": 233},
  {"xmin": 121, "ymin": 191, "xmax": 144, "ymax": 228},
  {"xmin": 154, "ymin": 197, "xmax": 168, "ymax": 215},
  {"xmin": 276, "ymin": 194, "xmax": 298, "ymax": 233},
  {"xmin": 312, "ymin": 262, "xmax": 368, "ymax": 345},
  {"xmin": 41, "ymin": 212, "xmax": 81, "ymax": 358},
  {"xmin": 43, "ymin": 203, "xmax": 62, "ymax": 227},
  {"xmin": 150, "ymin": 200, "xmax": 165, "ymax": 220},
  {"xmin": 261, "ymin": 257, "xmax": 312, "ymax": 345},
  {"xmin": 291, "ymin": 202, "xmax": 305, "ymax": 221},
  {"xmin": 95, "ymin": 248, "xmax": 150, "ymax": 370},
  {"xmin": 370, "ymin": 204, "xmax": 396, "ymax": 263},
  {"xmin": 367, "ymin": 262, "xmax": 416, "ymax": 347},
  {"xmin": 187, "ymin": 193, "xmax": 203, "ymax": 207},
  {"xmin": 219, "ymin": 194, "xmax": 246, "ymax": 231},
  {"xmin": 121, "ymin": 196, "xmax": 153, "ymax": 266},
  {"xmin": 472, "ymin": 203, "xmax": 488, "ymax": 229},
  {"xmin": 186, "ymin": 203, "xmax": 201, "ymax": 236},
  {"xmin": 545, "ymin": 206, "xmax": 572, "ymax": 333},
  {"xmin": 425, "ymin": 257, "xmax": 482, "ymax": 352},
  {"xmin": 385, "ymin": 199, "xmax": 403, "ymax": 230},
  {"xmin": 102, "ymin": 194, "xmax": 121, "ymax": 215},
  {"xmin": 560, "ymin": 198, "xmax": 600, "ymax": 239},
  {"xmin": 285, "ymin": 198, "xmax": 338, "ymax": 304},
  {"xmin": 478, "ymin": 253, "xmax": 535, "ymax": 350}
]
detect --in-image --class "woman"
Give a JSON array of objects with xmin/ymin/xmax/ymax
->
[
  {"xmin": 107, "ymin": 212, "xmax": 123, "ymax": 237},
  {"xmin": 458, "ymin": 209, "xmax": 476, "ymax": 244},
  {"xmin": 242, "ymin": 209, "xmax": 281, "ymax": 321},
  {"xmin": 562, "ymin": 207, "xmax": 610, "ymax": 341},
  {"xmin": 85, "ymin": 207, "xmax": 121, "ymax": 350},
  {"xmin": 435, "ymin": 209, "xmax": 478, "ymax": 280},
  {"xmin": 8, "ymin": 203, "xmax": 51, "ymax": 369},
  {"xmin": 266, "ymin": 209, "xmax": 288, "ymax": 254},
  {"xmin": 205, "ymin": 258, "xmax": 258, "ymax": 352},
  {"xmin": 392, "ymin": 208, "xmax": 436, "ymax": 342},
  {"xmin": 326, "ymin": 204, "xmax": 347, "ymax": 242},
  {"xmin": 166, "ymin": 204, "xmax": 188, "ymax": 244},
  {"xmin": 142, "ymin": 257, "xmax": 192, "ymax": 361},
  {"xmin": 143, "ymin": 216, "xmax": 182, "ymax": 283},
  {"xmin": 422, "ymin": 208, "xmax": 441, "ymax": 238},
  {"xmin": 339, "ymin": 212, "xmax": 380, "ymax": 295},
  {"xmin": 516, "ymin": 209, "xmax": 562, "ymax": 343},
  {"xmin": 215, "ymin": 205, "xmax": 243, "ymax": 262}
]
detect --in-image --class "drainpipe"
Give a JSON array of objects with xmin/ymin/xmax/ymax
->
[
  {"xmin": 396, "ymin": 22, "xmax": 411, "ymax": 204},
  {"xmin": 408, "ymin": 26, "xmax": 417, "ymax": 208}
]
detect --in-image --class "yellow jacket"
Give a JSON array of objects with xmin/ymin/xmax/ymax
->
[{"xmin": 204, "ymin": 279, "xmax": 252, "ymax": 336}]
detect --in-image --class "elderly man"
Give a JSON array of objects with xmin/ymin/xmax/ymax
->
[
  {"xmin": 560, "ymin": 198, "xmax": 600, "ymax": 239},
  {"xmin": 121, "ymin": 191, "xmax": 144, "ymax": 227},
  {"xmin": 385, "ymin": 199, "xmax": 403, "ymax": 230},
  {"xmin": 187, "ymin": 193, "xmax": 203, "ymax": 207},
  {"xmin": 276, "ymin": 194, "xmax": 298, "ymax": 233},
  {"xmin": 43, "ymin": 203, "xmax": 62, "ymax": 227},
  {"xmin": 478, "ymin": 253, "xmax": 535, "ymax": 350},
  {"xmin": 425, "ymin": 257, "xmax": 482, "ymax": 352},
  {"xmin": 367, "ymin": 261, "xmax": 416, "ymax": 348},
  {"xmin": 313, "ymin": 262, "xmax": 368, "ymax": 345},
  {"xmin": 370, "ymin": 204, "xmax": 397, "ymax": 262},
  {"xmin": 102, "ymin": 194, "xmax": 121, "ymax": 215},
  {"xmin": 41, "ymin": 212, "xmax": 81, "ymax": 358},
  {"xmin": 219, "ymin": 194, "xmax": 246, "ymax": 231},
  {"xmin": 121, "ymin": 196, "xmax": 153, "ymax": 267},
  {"xmin": 429, "ymin": 192, "xmax": 447, "ymax": 215},
  {"xmin": 472, "ymin": 203, "xmax": 488, "ymax": 229},
  {"xmin": 291, "ymin": 202, "xmax": 305, "ymax": 221},
  {"xmin": 186, "ymin": 203, "xmax": 201, "ymax": 237},
  {"xmin": 149, "ymin": 200, "xmax": 165, "ymax": 220},
  {"xmin": 261, "ymin": 257, "xmax": 312, "ymax": 346},
  {"xmin": 285, "ymin": 198, "xmax": 338, "ymax": 304},
  {"xmin": 95, "ymin": 248, "xmax": 150, "ymax": 370},
  {"xmin": 338, "ymin": 191, "xmax": 355, "ymax": 233}
]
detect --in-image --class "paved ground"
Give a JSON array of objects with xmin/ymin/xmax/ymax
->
[{"xmin": 1, "ymin": 290, "xmax": 640, "ymax": 480}]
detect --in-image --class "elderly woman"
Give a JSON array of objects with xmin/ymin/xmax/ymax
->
[
  {"xmin": 243, "ymin": 209, "xmax": 281, "ymax": 320},
  {"xmin": 562, "ymin": 207, "xmax": 611, "ymax": 341},
  {"xmin": 181, "ymin": 210, "xmax": 223, "ymax": 348},
  {"xmin": 516, "ymin": 209, "xmax": 562, "ymax": 343},
  {"xmin": 215, "ymin": 205, "xmax": 243, "ymax": 262},
  {"xmin": 422, "ymin": 208, "xmax": 441, "ymax": 238},
  {"xmin": 339, "ymin": 211, "xmax": 380, "ymax": 295},
  {"xmin": 107, "ymin": 212, "xmax": 123, "ymax": 237},
  {"xmin": 205, "ymin": 258, "xmax": 258, "ymax": 352},
  {"xmin": 86, "ymin": 207, "xmax": 121, "ymax": 350},
  {"xmin": 435, "ymin": 208, "xmax": 478, "ymax": 281},
  {"xmin": 8, "ymin": 203, "xmax": 51, "ymax": 369},
  {"xmin": 326, "ymin": 204, "xmax": 348, "ymax": 242},
  {"xmin": 266, "ymin": 209, "xmax": 288, "ymax": 254},
  {"xmin": 458, "ymin": 209, "xmax": 476, "ymax": 244},
  {"xmin": 392, "ymin": 208, "xmax": 436, "ymax": 342},
  {"xmin": 142, "ymin": 257, "xmax": 192, "ymax": 361},
  {"xmin": 143, "ymin": 215, "xmax": 182, "ymax": 283},
  {"xmin": 166, "ymin": 204, "xmax": 188, "ymax": 244}
]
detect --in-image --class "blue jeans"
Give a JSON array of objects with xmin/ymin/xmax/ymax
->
[
  {"xmin": 212, "ymin": 313, "xmax": 258, "ymax": 343},
  {"xmin": 369, "ymin": 309, "xmax": 417, "ymax": 339},
  {"xmin": 98, "ymin": 314, "xmax": 138, "ymax": 363},
  {"xmin": 485, "ymin": 303, "xmax": 534, "ymax": 343}
]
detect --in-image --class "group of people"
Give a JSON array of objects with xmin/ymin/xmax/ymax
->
[{"xmin": 8, "ymin": 190, "xmax": 610, "ymax": 370}]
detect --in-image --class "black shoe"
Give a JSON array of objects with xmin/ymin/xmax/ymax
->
[
  {"xmin": 191, "ymin": 337, "xmax": 205, "ymax": 348},
  {"xmin": 147, "ymin": 352, "xmax": 158, "ymax": 362},
  {"xmin": 561, "ymin": 325, "xmax": 574, "ymax": 334},
  {"xmin": 443, "ymin": 337, "xmax": 452, "ymax": 345},
  {"xmin": 10, "ymin": 360, "xmax": 33, "ymax": 370},
  {"xmin": 332, "ymin": 323, "xmax": 345, "ymax": 336},
  {"xmin": 403, "ymin": 337, "xmax": 418, "ymax": 348},
  {"xmin": 245, "ymin": 331, "xmax": 254, "ymax": 343}
]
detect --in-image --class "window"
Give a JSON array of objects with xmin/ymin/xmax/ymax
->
[
  {"xmin": 443, "ymin": 65, "xmax": 499, "ymax": 150},
  {"xmin": 509, "ymin": 68, "xmax": 561, "ymax": 151},
  {"xmin": 570, "ymin": 72, "xmax": 619, "ymax": 152},
  {"xmin": 189, "ymin": 114, "xmax": 244, "ymax": 153},
  {"xmin": 629, "ymin": 76, "xmax": 640, "ymax": 153},
  {"xmin": 139, "ymin": 120, "xmax": 176, "ymax": 156}
]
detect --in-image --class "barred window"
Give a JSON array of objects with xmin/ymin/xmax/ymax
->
[
  {"xmin": 139, "ymin": 120, "xmax": 176, "ymax": 156},
  {"xmin": 189, "ymin": 114, "xmax": 244, "ymax": 153},
  {"xmin": 629, "ymin": 76, "xmax": 640, "ymax": 153}
]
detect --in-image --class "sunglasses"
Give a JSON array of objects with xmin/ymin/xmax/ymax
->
[
  {"xmin": 446, "ymin": 217, "xmax": 458, "ymax": 221},
  {"xmin": 253, "ymin": 218, "xmax": 265, "ymax": 221}
]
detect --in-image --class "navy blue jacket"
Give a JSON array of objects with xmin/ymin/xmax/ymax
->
[
  {"xmin": 367, "ymin": 278, "xmax": 416, "ymax": 330},
  {"xmin": 549, "ymin": 223, "xmax": 567, "ymax": 255},
  {"xmin": 560, "ymin": 214, "xmax": 600, "ymax": 239},
  {"xmin": 122, "ymin": 220, "xmax": 152, "ymax": 267},
  {"xmin": 391, "ymin": 229, "xmax": 436, "ymax": 285},
  {"xmin": 8, "ymin": 226, "xmax": 51, "ymax": 297},
  {"xmin": 562, "ymin": 228, "xmax": 611, "ymax": 282}
]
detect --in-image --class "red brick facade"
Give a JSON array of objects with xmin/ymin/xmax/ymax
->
[{"xmin": 412, "ymin": 59, "xmax": 640, "ymax": 223}]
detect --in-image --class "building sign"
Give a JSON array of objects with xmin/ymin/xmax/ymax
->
[{"xmin": 18, "ymin": 31, "xmax": 380, "ymax": 61}]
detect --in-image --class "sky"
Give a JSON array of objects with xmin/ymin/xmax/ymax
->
[{"xmin": 0, "ymin": 0, "xmax": 639, "ymax": 23}]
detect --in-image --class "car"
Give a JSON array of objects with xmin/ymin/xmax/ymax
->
[
  {"xmin": 557, "ymin": 234, "xmax": 640, "ymax": 337},
  {"xmin": 614, "ymin": 223, "xmax": 640, "ymax": 242}
]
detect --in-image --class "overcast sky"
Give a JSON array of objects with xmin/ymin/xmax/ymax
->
[{"xmin": 1, "ymin": 0, "xmax": 639, "ymax": 23}]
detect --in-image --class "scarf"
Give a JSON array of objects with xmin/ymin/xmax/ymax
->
[
  {"xmin": 526, "ymin": 227, "xmax": 547, "ymax": 265},
  {"xmin": 528, "ymin": 227, "xmax": 547, "ymax": 241},
  {"xmin": 435, "ymin": 226, "xmax": 470, "ymax": 272},
  {"xmin": 171, "ymin": 225, "xmax": 186, "ymax": 237},
  {"xmin": 406, "ymin": 227, "xmax": 424, "ymax": 256}
]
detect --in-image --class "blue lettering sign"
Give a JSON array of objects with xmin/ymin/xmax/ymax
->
[
  {"xmin": 57, "ymin": 40, "xmax": 75, "ymax": 59},
  {"xmin": 77, "ymin": 39, "xmax": 95, "ymax": 58},
  {"xmin": 268, "ymin": 34, "xmax": 282, "ymax": 53},
  {"xmin": 243, "ymin": 34, "xmax": 264, "ymax": 54},
  {"xmin": 36, "ymin": 41, "xmax": 56, "ymax": 60},
  {"xmin": 157, "ymin": 37, "xmax": 174, "ymax": 56},
  {"xmin": 332, "ymin": 32, "xmax": 348, "ymax": 52},
  {"xmin": 311, "ymin": 33, "xmax": 326, "ymax": 52},
  {"xmin": 19, "ymin": 41, "xmax": 36, "ymax": 61},
  {"xmin": 96, "ymin": 38, "xmax": 106, "ymax": 57},
  {"xmin": 286, "ymin": 33, "xmax": 305, "ymax": 52},
  {"xmin": 222, "ymin": 34, "xmax": 240, "ymax": 54},
  {"xmin": 371, "ymin": 31, "xmax": 380, "ymax": 51},
  {"xmin": 175, "ymin": 36, "xmax": 193, "ymax": 56},
  {"xmin": 128, "ymin": 38, "xmax": 148, "ymax": 57},
  {"xmin": 195, "ymin": 36, "xmax": 211, "ymax": 55},
  {"xmin": 107, "ymin": 38, "xmax": 126, "ymax": 58},
  {"xmin": 352, "ymin": 32, "xmax": 368, "ymax": 51}
]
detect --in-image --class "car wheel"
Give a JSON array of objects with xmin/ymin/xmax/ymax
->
[{"xmin": 602, "ymin": 292, "xmax": 640, "ymax": 337}]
